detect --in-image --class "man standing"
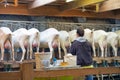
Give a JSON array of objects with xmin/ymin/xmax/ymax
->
[{"xmin": 69, "ymin": 27, "xmax": 93, "ymax": 80}]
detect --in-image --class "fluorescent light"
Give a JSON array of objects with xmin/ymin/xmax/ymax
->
[
  {"xmin": 29, "ymin": 0, "xmax": 56, "ymax": 9},
  {"xmin": 66, "ymin": 0, "xmax": 74, "ymax": 2}
]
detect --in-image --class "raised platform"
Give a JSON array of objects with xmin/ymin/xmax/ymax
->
[
  {"xmin": 0, "ymin": 57, "xmax": 120, "ymax": 70},
  {"xmin": 0, "ymin": 59, "xmax": 35, "ymax": 69},
  {"xmin": 93, "ymin": 56, "xmax": 120, "ymax": 63}
]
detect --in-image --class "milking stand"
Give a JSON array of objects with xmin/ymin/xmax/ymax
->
[
  {"xmin": 93, "ymin": 57, "xmax": 101, "ymax": 80},
  {"xmin": 93, "ymin": 56, "xmax": 120, "ymax": 80}
]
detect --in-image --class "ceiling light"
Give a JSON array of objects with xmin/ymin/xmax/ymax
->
[{"xmin": 66, "ymin": 0, "xmax": 74, "ymax": 2}]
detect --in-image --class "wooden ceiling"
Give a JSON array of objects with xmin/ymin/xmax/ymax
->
[{"xmin": 0, "ymin": 0, "xmax": 120, "ymax": 19}]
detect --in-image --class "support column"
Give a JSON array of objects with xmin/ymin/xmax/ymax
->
[{"xmin": 20, "ymin": 62, "xmax": 34, "ymax": 80}]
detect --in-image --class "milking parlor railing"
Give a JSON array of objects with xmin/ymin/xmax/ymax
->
[
  {"xmin": 0, "ymin": 20, "xmax": 119, "ymax": 32},
  {"xmin": 0, "ymin": 57, "xmax": 120, "ymax": 80}
]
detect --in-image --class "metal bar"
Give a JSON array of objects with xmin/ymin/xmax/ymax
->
[{"xmin": 29, "ymin": 0, "xmax": 56, "ymax": 9}]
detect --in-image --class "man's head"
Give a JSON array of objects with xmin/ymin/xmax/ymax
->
[{"xmin": 76, "ymin": 27, "xmax": 84, "ymax": 37}]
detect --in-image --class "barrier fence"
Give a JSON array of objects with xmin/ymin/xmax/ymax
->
[
  {"xmin": 0, "ymin": 58, "xmax": 120, "ymax": 80},
  {"xmin": 0, "ymin": 20, "xmax": 119, "ymax": 32}
]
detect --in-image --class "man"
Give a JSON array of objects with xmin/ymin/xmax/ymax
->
[{"xmin": 69, "ymin": 27, "xmax": 93, "ymax": 80}]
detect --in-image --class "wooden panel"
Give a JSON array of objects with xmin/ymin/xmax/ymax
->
[
  {"xmin": 0, "ymin": 77, "xmax": 20, "ymax": 80},
  {"xmin": 34, "ymin": 67, "xmax": 120, "ymax": 77},
  {"xmin": 29, "ymin": 6, "xmax": 60, "ymax": 16},
  {"xmin": 99, "ymin": 0, "xmax": 120, "ymax": 12},
  {"xmin": 0, "ymin": 4, "xmax": 60, "ymax": 16},
  {"xmin": 57, "ymin": 10, "xmax": 116, "ymax": 19},
  {"xmin": 0, "ymin": 71, "xmax": 21, "ymax": 80},
  {"xmin": 0, "ymin": 63, "xmax": 120, "ymax": 80},
  {"xmin": 0, "ymin": 4, "xmax": 28, "ymax": 15}
]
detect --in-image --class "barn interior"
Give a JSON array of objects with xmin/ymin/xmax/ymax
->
[{"xmin": 0, "ymin": 0, "xmax": 120, "ymax": 80}]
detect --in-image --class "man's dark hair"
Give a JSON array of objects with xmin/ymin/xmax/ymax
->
[{"xmin": 76, "ymin": 27, "xmax": 84, "ymax": 37}]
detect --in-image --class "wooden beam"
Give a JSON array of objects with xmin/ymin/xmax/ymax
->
[
  {"xmin": 99, "ymin": 0, "xmax": 120, "ymax": 12},
  {"xmin": 96, "ymin": 3, "xmax": 100, "ymax": 12},
  {"xmin": 0, "ymin": 4, "xmax": 60, "ymax": 16},
  {"xmin": 60, "ymin": 0, "xmax": 105, "ymax": 11},
  {"xmin": 29, "ymin": 6, "xmax": 60, "ymax": 16},
  {"xmin": 0, "ymin": 71, "xmax": 21, "ymax": 80},
  {"xmin": 34, "ymin": 67, "xmax": 120, "ymax": 77},
  {"xmin": 20, "ymin": 63, "xmax": 34, "ymax": 80},
  {"xmin": 115, "ymin": 10, "xmax": 120, "ymax": 19},
  {"xmin": 8, "ymin": 0, "xmax": 18, "ymax": 7},
  {"xmin": 29, "ymin": 0, "xmax": 56, "ymax": 9},
  {"xmin": 0, "ymin": 4, "xmax": 120, "ymax": 19},
  {"xmin": 56, "ymin": 10, "xmax": 116, "ymax": 19},
  {"xmin": 0, "ymin": 4, "xmax": 29, "ymax": 15},
  {"xmin": 14, "ymin": 0, "xmax": 18, "ymax": 6}
]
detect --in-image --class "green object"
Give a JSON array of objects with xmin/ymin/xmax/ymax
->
[
  {"xmin": 58, "ymin": 76, "xmax": 73, "ymax": 80},
  {"xmin": 34, "ymin": 77, "xmax": 57, "ymax": 80},
  {"xmin": 34, "ymin": 76, "xmax": 73, "ymax": 80}
]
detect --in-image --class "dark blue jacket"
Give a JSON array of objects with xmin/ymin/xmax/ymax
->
[{"xmin": 69, "ymin": 37, "xmax": 93, "ymax": 66}]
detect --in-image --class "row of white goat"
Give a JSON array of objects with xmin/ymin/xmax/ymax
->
[
  {"xmin": 0, "ymin": 27, "xmax": 40, "ymax": 62},
  {"xmin": 0, "ymin": 27, "xmax": 70, "ymax": 62},
  {"xmin": 69, "ymin": 28, "xmax": 120, "ymax": 58},
  {"xmin": 0, "ymin": 27, "xmax": 120, "ymax": 62}
]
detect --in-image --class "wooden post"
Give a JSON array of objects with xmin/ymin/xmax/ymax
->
[{"xmin": 20, "ymin": 62, "xmax": 34, "ymax": 80}]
